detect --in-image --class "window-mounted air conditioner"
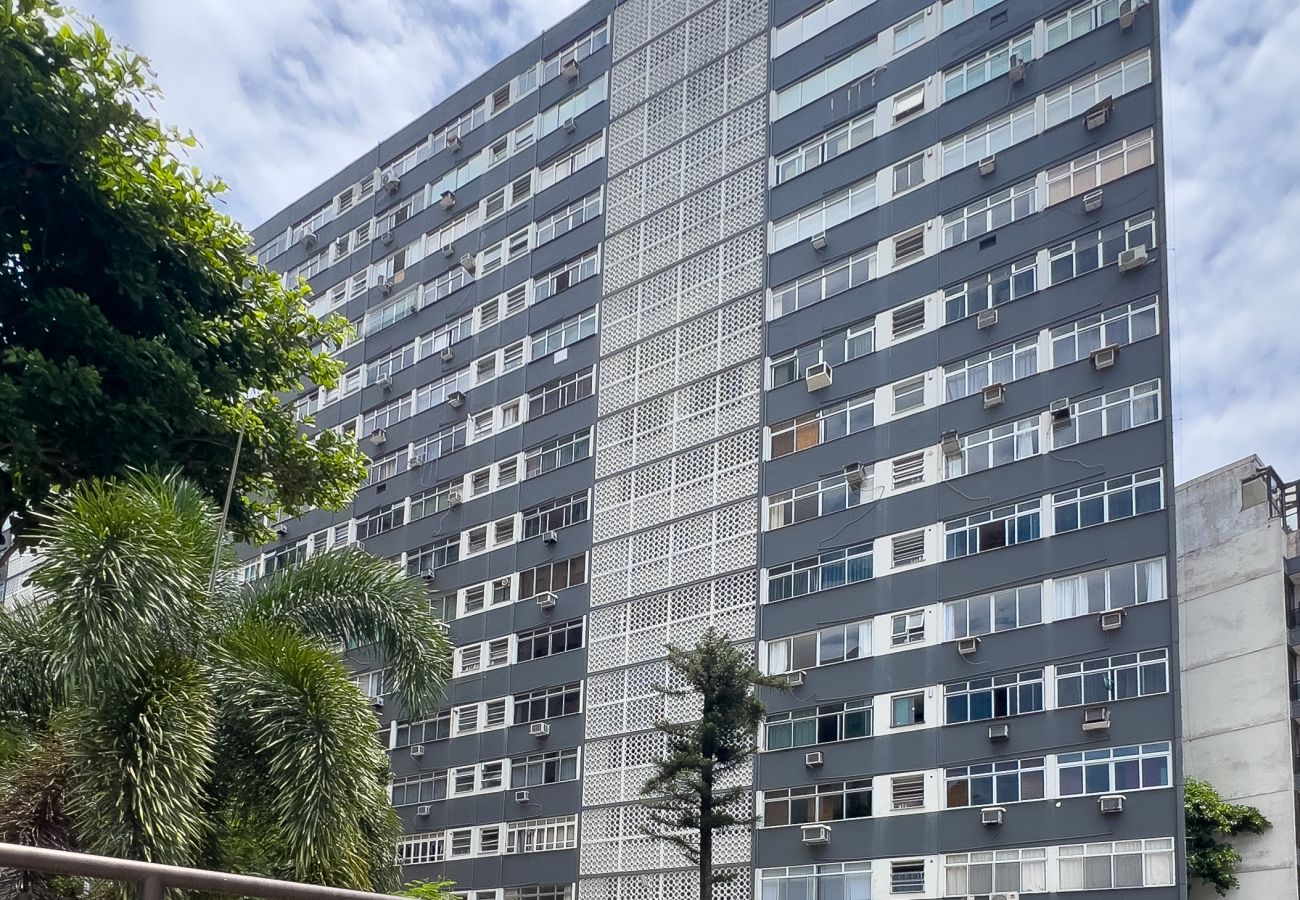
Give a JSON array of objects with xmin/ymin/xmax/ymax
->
[
  {"xmin": 460, "ymin": 253, "xmax": 477, "ymax": 274},
  {"xmin": 1100, "ymin": 609, "xmax": 1125, "ymax": 631},
  {"xmin": 378, "ymin": 229, "xmax": 397, "ymax": 247},
  {"xmin": 515, "ymin": 790, "xmax": 531, "ymax": 803},
  {"xmin": 543, "ymin": 530, "xmax": 560, "ymax": 545},
  {"xmin": 843, "ymin": 462, "xmax": 866, "ymax": 487},
  {"xmin": 446, "ymin": 133, "xmax": 462, "ymax": 151},
  {"xmin": 1083, "ymin": 706, "xmax": 1111, "ymax": 732},
  {"xmin": 1083, "ymin": 189, "xmax": 1104, "ymax": 213},
  {"xmin": 810, "ymin": 232, "xmax": 827, "ymax": 252},
  {"xmin": 411, "ymin": 452, "xmax": 427, "ymax": 466},
  {"xmin": 1119, "ymin": 0, "xmax": 1137, "ymax": 29},
  {"xmin": 1084, "ymin": 97, "xmax": 1113, "ymax": 131},
  {"xmin": 982, "ymin": 383, "xmax": 1005, "ymax": 409},
  {"xmin": 276, "ymin": 525, "xmax": 290, "ymax": 538},
  {"xmin": 416, "ymin": 805, "xmax": 431, "ymax": 817},
  {"xmin": 447, "ymin": 390, "xmax": 466, "ymax": 409},
  {"xmin": 977, "ymin": 308, "xmax": 999, "ymax": 330},
  {"xmin": 801, "ymin": 824, "xmax": 831, "ymax": 846},
  {"xmin": 409, "ymin": 744, "xmax": 425, "ymax": 758},
  {"xmin": 1050, "ymin": 398, "xmax": 1071, "ymax": 427},
  {"xmin": 980, "ymin": 806, "xmax": 1005, "ymax": 826},
  {"xmin": 1008, "ymin": 55, "xmax": 1026, "ymax": 84},
  {"xmin": 442, "ymin": 243, "xmax": 456, "ymax": 258},
  {"xmin": 301, "ymin": 231, "xmax": 318, "ymax": 249},
  {"xmin": 536, "ymin": 591, "xmax": 558, "ymax": 610},
  {"xmin": 382, "ymin": 172, "xmax": 401, "ymax": 195},
  {"xmin": 1099, "ymin": 794, "xmax": 1125, "ymax": 814},
  {"xmin": 529, "ymin": 722, "xmax": 551, "ymax": 738},
  {"xmin": 379, "ymin": 279, "xmax": 395, "ymax": 297},
  {"xmin": 988, "ymin": 893, "xmax": 1021, "ymax": 900},
  {"xmin": 988, "ymin": 723, "xmax": 1010, "ymax": 741},
  {"xmin": 562, "ymin": 59, "xmax": 580, "ymax": 81},
  {"xmin": 421, "ymin": 571, "xmax": 435, "ymax": 583},
  {"xmin": 375, "ymin": 375, "xmax": 392, "ymax": 391},
  {"xmin": 1118, "ymin": 246, "xmax": 1149, "ymax": 272},
  {"xmin": 805, "ymin": 361, "xmax": 833, "ymax": 392},
  {"xmin": 448, "ymin": 489, "xmax": 463, "ymax": 507},
  {"xmin": 439, "ymin": 346, "xmax": 455, "ymax": 362},
  {"xmin": 369, "ymin": 695, "xmax": 384, "ymax": 711},
  {"xmin": 785, "ymin": 671, "xmax": 805, "ymax": 687},
  {"xmin": 941, "ymin": 430, "xmax": 961, "ymax": 458},
  {"xmin": 957, "ymin": 636, "xmax": 980, "ymax": 658},
  {"xmin": 978, "ymin": 155, "xmax": 997, "ymax": 176},
  {"xmin": 804, "ymin": 751, "xmax": 824, "ymax": 768},
  {"xmin": 368, "ymin": 428, "xmax": 388, "ymax": 447},
  {"xmin": 440, "ymin": 190, "xmax": 457, "ymax": 210},
  {"xmin": 563, "ymin": 117, "xmax": 577, "ymax": 135}
]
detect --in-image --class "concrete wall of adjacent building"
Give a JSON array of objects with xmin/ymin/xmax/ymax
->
[{"xmin": 1178, "ymin": 456, "xmax": 1298, "ymax": 900}]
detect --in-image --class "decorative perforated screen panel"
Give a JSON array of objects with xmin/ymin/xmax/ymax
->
[
  {"xmin": 579, "ymin": 868, "xmax": 750, "ymax": 900},
  {"xmin": 579, "ymin": 803, "xmax": 752, "ymax": 875}
]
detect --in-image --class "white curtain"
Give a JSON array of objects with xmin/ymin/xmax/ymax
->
[
  {"xmin": 1144, "ymin": 841, "xmax": 1176, "ymax": 885},
  {"xmin": 767, "ymin": 641, "xmax": 790, "ymax": 675},
  {"xmin": 1055, "ymin": 575, "xmax": 1086, "ymax": 619},
  {"xmin": 1142, "ymin": 559, "xmax": 1166, "ymax": 602}
]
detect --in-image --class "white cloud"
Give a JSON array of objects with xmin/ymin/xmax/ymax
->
[{"xmin": 72, "ymin": 0, "xmax": 1300, "ymax": 484}]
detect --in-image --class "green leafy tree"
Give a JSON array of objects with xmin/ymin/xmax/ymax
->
[
  {"xmin": 0, "ymin": 0, "xmax": 366, "ymax": 559},
  {"xmin": 399, "ymin": 879, "xmax": 458, "ymax": 899},
  {"xmin": 1185, "ymin": 778, "xmax": 1271, "ymax": 896},
  {"xmin": 0, "ymin": 472, "xmax": 451, "ymax": 897},
  {"xmin": 640, "ymin": 628, "xmax": 787, "ymax": 900}
]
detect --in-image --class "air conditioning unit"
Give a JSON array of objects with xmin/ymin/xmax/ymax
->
[
  {"xmin": 439, "ymin": 190, "xmax": 457, "ymax": 211},
  {"xmin": 448, "ymin": 489, "xmax": 463, "ymax": 507},
  {"xmin": 804, "ymin": 751, "xmax": 824, "ymax": 768},
  {"xmin": 980, "ymin": 806, "xmax": 1005, "ymax": 826},
  {"xmin": 941, "ymin": 430, "xmax": 961, "ymax": 457},
  {"xmin": 368, "ymin": 428, "xmax": 388, "ymax": 447},
  {"xmin": 381, "ymin": 172, "xmax": 400, "ymax": 195},
  {"xmin": 529, "ymin": 722, "xmax": 551, "ymax": 738},
  {"xmin": 1118, "ymin": 246, "xmax": 1149, "ymax": 271},
  {"xmin": 422, "ymin": 572, "xmax": 435, "ymax": 583},
  {"xmin": 409, "ymin": 744, "xmax": 425, "ymax": 758},
  {"xmin": 1082, "ymin": 706, "xmax": 1111, "ymax": 732},
  {"xmin": 843, "ymin": 462, "xmax": 866, "ymax": 487},
  {"xmin": 1119, "ymin": 0, "xmax": 1137, "ymax": 28},
  {"xmin": 978, "ymin": 155, "xmax": 996, "ymax": 176},
  {"xmin": 411, "ymin": 452, "xmax": 427, "ymax": 466},
  {"xmin": 805, "ymin": 361, "xmax": 833, "ymax": 391},
  {"xmin": 562, "ymin": 58, "xmax": 581, "ymax": 81},
  {"xmin": 439, "ymin": 346, "xmax": 455, "ymax": 362},
  {"xmin": 543, "ymin": 531, "xmax": 560, "ymax": 545},
  {"xmin": 276, "ymin": 525, "xmax": 289, "ymax": 538},
  {"xmin": 562, "ymin": 117, "xmax": 577, "ymax": 134},
  {"xmin": 536, "ymin": 591, "xmax": 558, "ymax": 610},
  {"xmin": 810, "ymin": 232, "xmax": 827, "ymax": 252},
  {"xmin": 1083, "ymin": 189, "xmax": 1104, "ymax": 213},
  {"xmin": 1091, "ymin": 345, "xmax": 1119, "ymax": 371},
  {"xmin": 416, "ymin": 805, "xmax": 431, "ymax": 817},
  {"xmin": 1084, "ymin": 97, "xmax": 1113, "ymax": 131},
  {"xmin": 982, "ymin": 383, "xmax": 1005, "ymax": 409},
  {"xmin": 375, "ymin": 374, "xmax": 392, "ymax": 391},
  {"xmin": 976, "ymin": 308, "xmax": 999, "ymax": 330},
  {"xmin": 1100, "ymin": 609, "xmax": 1125, "ymax": 631},
  {"xmin": 800, "ymin": 824, "xmax": 831, "ymax": 846},
  {"xmin": 1008, "ymin": 55, "xmax": 1026, "ymax": 84},
  {"xmin": 784, "ymin": 671, "xmax": 805, "ymax": 687},
  {"xmin": 369, "ymin": 695, "xmax": 384, "ymax": 711},
  {"xmin": 460, "ymin": 253, "xmax": 477, "ymax": 274},
  {"xmin": 442, "ymin": 243, "xmax": 456, "ymax": 258},
  {"xmin": 515, "ymin": 790, "xmax": 531, "ymax": 803},
  {"xmin": 988, "ymin": 723, "xmax": 1010, "ymax": 741},
  {"xmin": 380, "ymin": 229, "xmax": 395, "ymax": 246},
  {"xmin": 447, "ymin": 390, "xmax": 466, "ymax": 408},
  {"xmin": 446, "ymin": 133, "xmax": 463, "ymax": 151},
  {"xmin": 301, "ymin": 231, "xmax": 318, "ymax": 249},
  {"xmin": 957, "ymin": 636, "xmax": 980, "ymax": 657},
  {"xmin": 379, "ymin": 279, "xmax": 395, "ymax": 297},
  {"xmin": 990, "ymin": 894, "xmax": 1020, "ymax": 900},
  {"xmin": 1099, "ymin": 794, "xmax": 1125, "ymax": 814}
]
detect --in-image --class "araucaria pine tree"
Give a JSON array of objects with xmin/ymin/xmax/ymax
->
[{"xmin": 640, "ymin": 628, "xmax": 786, "ymax": 900}]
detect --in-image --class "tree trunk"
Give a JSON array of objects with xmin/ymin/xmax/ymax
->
[{"xmin": 699, "ymin": 819, "xmax": 713, "ymax": 900}]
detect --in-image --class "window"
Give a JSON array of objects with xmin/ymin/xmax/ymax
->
[
  {"xmin": 945, "ymin": 584, "xmax": 1043, "ymax": 640},
  {"xmin": 890, "ymin": 610, "xmax": 925, "ymax": 647},
  {"xmin": 758, "ymin": 863, "xmax": 872, "ymax": 900},
  {"xmin": 774, "ymin": 113, "xmax": 875, "ymax": 184},
  {"xmin": 1055, "ymin": 557, "xmax": 1166, "ymax": 620},
  {"xmin": 519, "ymin": 554, "xmax": 587, "ymax": 599},
  {"xmin": 946, "ymin": 756, "xmax": 1046, "ymax": 808},
  {"xmin": 542, "ymin": 20, "xmax": 608, "ymax": 81},
  {"xmin": 415, "ymin": 370, "xmax": 470, "ymax": 412},
  {"xmin": 1057, "ymin": 838, "xmax": 1176, "ymax": 890},
  {"xmin": 537, "ymin": 134, "xmax": 606, "ymax": 191},
  {"xmin": 397, "ymin": 832, "xmax": 445, "ymax": 866},
  {"xmin": 525, "ymin": 429, "xmax": 591, "ymax": 477},
  {"xmin": 946, "ymin": 417, "xmax": 1040, "ymax": 478},
  {"xmin": 891, "ymin": 378, "xmax": 925, "ymax": 415},
  {"xmin": 767, "ymin": 471, "xmax": 870, "ymax": 530},
  {"xmin": 1055, "ymin": 648, "xmax": 1169, "ymax": 707},
  {"xmin": 505, "ymin": 816, "xmax": 578, "ymax": 854},
  {"xmin": 394, "ymin": 711, "xmax": 451, "ymax": 748},
  {"xmin": 1051, "ymin": 297, "xmax": 1160, "ymax": 366},
  {"xmin": 769, "ymin": 321, "xmax": 875, "ymax": 389},
  {"xmin": 769, "ymin": 249, "xmax": 874, "ymax": 319},
  {"xmin": 942, "ymin": 104, "xmax": 1036, "ymax": 174},
  {"xmin": 365, "ymin": 450, "xmax": 403, "ymax": 486},
  {"xmin": 535, "ymin": 250, "xmax": 599, "ymax": 300},
  {"xmin": 1053, "ymin": 468, "xmax": 1164, "ymax": 533},
  {"xmin": 893, "ymin": 13, "xmax": 925, "ymax": 53},
  {"xmin": 355, "ymin": 502, "xmax": 404, "ymax": 541},
  {"xmin": 406, "ymin": 537, "xmax": 459, "ymax": 577},
  {"xmin": 528, "ymin": 368, "xmax": 594, "ymax": 418},
  {"xmin": 522, "ymin": 492, "xmax": 589, "ymax": 538},
  {"xmin": 892, "ymin": 85, "xmax": 925, "ymax": 122},
  {"xmin": 538, "ymin": 74, "xmax": 607, "ymax": 136},
  {"xmin": 945, "ymin": 670, "xmax": 1044, "ymax": 723},
  {"xmin": 769, "ymin": 393, "xmax": 874, "ymax": 458},
  {"xmin": 506, "ymin": 887, "xmax": 573, "ymax": 900},
  {"xmin": 410, "ymin": 423, "xmax": 466, "ymax": 467},
  {"xmin": 1045, "ymin": 51, "xmax": 1152, "ymax": 128},
  {"xmin": 1059, "ymin": 741, "xmax": 1172, "ymax": 797},
  {"xmin": 1048, "ymin": 0, "xmax": 1148, "ymax": 50},
  {"xmin": 367, "ymin": 343, "xmax": 417, "ymax": 385},
  {"xmin": 943, "ymin": 179, "xmax": 1037, "ymax": 248},
  {"xmin": 892, "ymin": 154, "xmax": 925, "ymax": 194},
  {"xmin": 944, "ymin": 33, "xmax": 1033, "ymax": 101},
  {"xmin": 890, "ymin": 860, "xmax": 925, "ymax": 894},
  {"xmin": 1053, "ymin": 380, "xmax": 1161, "ymax": 449},
  {"xmin": 1050, "ymin": 209, "xmax": 1157, "ymax": 284},
  {"xmin": 1047, "ymin": 128, "xmax": 1155, "ymax": 205},
  {"xmin": 513, "ymin": 683, "xmax": 581, "ymax": 723},
  {"xmin": 764, "ymin": 699, "xmax": 871, "ymax": 751},
  {"xmin": 767, "ymin": 544, "xmax": 872, "ymax": 603},
  {"xmin": 531, "ymin": 307, "xmax": 598, "ymax": 357},
  {"xmin": 516, "ymin": 619, "xmax": 584, "ymax": 662},
  {"xmin": 891, "ymin": 692, "xmax": 925, "ymax": 728},
  {"xmin": 764, "ymin": 620, "xmax": 871, "ymax": 675},
  {"xmin": 511, "ymin": 748, "xmax": 580, "ymax": 788},
  {"xmin": 362, "ymin": 395, "xmax": 412, "ymax": 434},
  {"xmin": 772, "ymin": 177, "xmax": 876, "ymax": 251},
  {"xmin": 945, "ymin": 848, "xmax": 1047, "ymax": 896},
  {"xmin": 945, "ymin": 500, "xmax": 1041, "ymax": 559},
  {"xmin": 892, "ymin": 227, "xmax": 925, "ymax": 265},
  {"xmin": 891, "ymin": 531, "xmax": 926, "ymax": 567},
  {"xmin": 391, "ymin": 771, "xmax": 447, "ymax": 806},
  {"xmin": 536, "ymin": 191, "xmax": 603, "ymax": 245},
  {"xmin": 775, "ymin": 41, "xmax": 877, "ymax": 118},
  {"xmin": 944, "ymin": 339, "xmax": 1038, "ymax": 401},
  {"xmin": 762, "ymin": 780, "xmax": 872, "ymax": 827}
]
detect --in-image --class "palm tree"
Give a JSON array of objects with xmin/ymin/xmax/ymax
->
[{"xmin": 0, "ymin": 472, "xmax": 451, "ymax": 896}]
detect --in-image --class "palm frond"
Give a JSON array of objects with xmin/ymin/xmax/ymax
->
[
  {"xmin": 0, "ymin": 603, "xmax": 60, "ymax": 731},
  {"xmin": 243, "ymin": 549, "xmax": 449, "ymax": 718},
  {"xmin": 0, "ymin": 732, "xmax": 78, "ymax": 900},
  {"xmin": 211, "ymin": 618, "xmax": 400, "ymax": 889}
]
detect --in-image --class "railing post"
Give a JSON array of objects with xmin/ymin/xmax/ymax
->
[{"xmin": 140, "ymin": 875, "xmax": 163, "ymax": 900}]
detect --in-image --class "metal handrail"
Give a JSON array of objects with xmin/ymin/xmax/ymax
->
[{"xmin": 0, "ymin": 843, "xmax": 411, "ymax": 900}]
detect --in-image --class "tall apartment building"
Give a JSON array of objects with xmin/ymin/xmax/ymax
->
[
  {"xmin": 1178, "ymin": 457, "xmax": 1300, "ymax": 899},
  {"xmin": 245, "ymin": 0, "xmax": 1181, "ymax": 896}
]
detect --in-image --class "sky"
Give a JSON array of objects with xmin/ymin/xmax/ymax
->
[{"xmin": 77, "ymin": 0, "xmax": 1300, "ymax": 484}]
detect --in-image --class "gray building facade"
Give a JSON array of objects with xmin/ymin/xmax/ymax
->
[{"xmin": 246, "ymin": 0, "xmax": 1182, "ymax": 896}]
